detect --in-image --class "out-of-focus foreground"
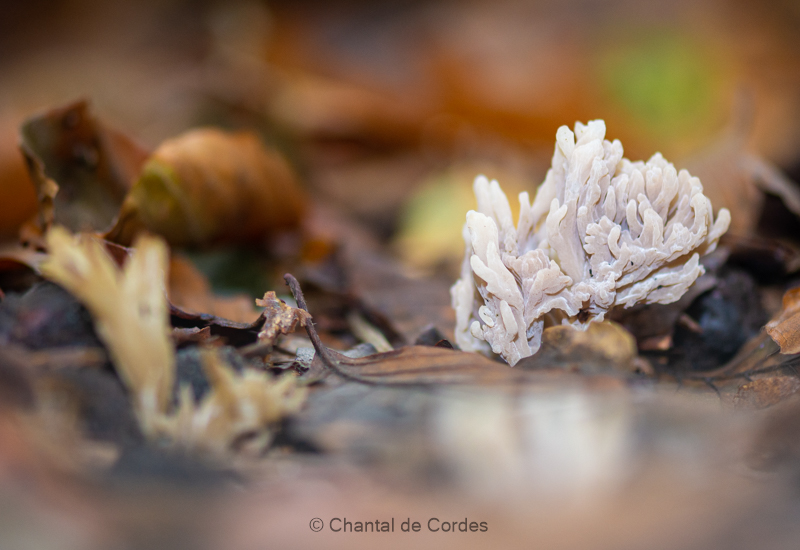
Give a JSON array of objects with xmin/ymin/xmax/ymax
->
[{"xmin": 3, "ymin": 1, "xmax": 800, "ymax": 549}]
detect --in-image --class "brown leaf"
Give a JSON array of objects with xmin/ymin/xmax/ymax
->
[
  {"xmin": 107, "ymin": 128, "xmax": 306, "ymax": 246},
  {"xmin": 169, "ymin": 304, "xmax": 268, "ymax": 347},
  {"xmin": 172, "ymin": 326, "xmax": 213, "ymax": 346},
  {"xmin": 766, "ymin": 287, "xmax": 800, "ymax": 354},
  {"xmin": 0, "ymin": 116, "xmax": 37, "ymax": 239},
  {"xmin": 319, "ymin": 346, "xmax": 627, "ymax": 389},
  {"xmin": 734, "ymin": 376, "xmax": 800, "ymax": 410},
  {"xmin": 285, "ymin": 273, "xmax": 628, "ymax": 388},
  {"xmin": 319, "ymin": 344, "xmax": 527, "ymax": 385},
  {"xmin": 306, "ymin": 312, "xmax": 644, "ymax": 385},
  {"xmin": 167, "ymin": 254, "xmax": 260, "ymax": 324},
  {"xmin": 168, "ymin": 291, "xmax": 312, "ymax": 348},
  {"xmin": 19, "ymin": 100, "xmax": 149, "ymax": 235}
]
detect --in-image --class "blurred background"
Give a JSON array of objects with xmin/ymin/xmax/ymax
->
[
  {"xmin": 3, "ymin": 1, "xmax": 800, "ymax": 549},
  {"xmin": 3, "ymin": 0, "xmax": 800, "ymax": 269}
]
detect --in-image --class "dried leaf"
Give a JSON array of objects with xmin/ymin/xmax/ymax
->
[
  {"xmin": 766, "ymin": 287, "xmax": 800, "ymax": 354},
  {"xmin": 255, "ymin": 291, "xmax": 311, "ymax": 345},
  {"xmin": 19, "ymin": 100, "xmax": 149, "ymax": 235},
  {"xmin": 309, "ymin": 344, "xmax": 625, "ymax": 389},
  {"xmin": 317, "ymin": 345, "xmax": 525, "ymax": 385},
  {"xmin": 172, "ymin": 326, "xmax": 213, "ymax": 346},
  {"xmin": 0, "ymin": 116, "xmax": 37, "ymax": 239},
  {"xmin": 169, "ymin": 304, "xmax": 268, "ymax": 347},
  {"xmin": 285, "ymin": 274, "xmax": 630, "ymax": 387},
  {"xmin": 39, "ymin": 227, "xmax": 175, "ymax": 427},
  {"xmin": 734, "ymin": 377, "xmax": 800, "ymax": 410},
  {"xmin": 168, "ymin": 254, "xmax": 260, "ymax": 324},
  {"xmin": 108, "ymin": 128, "xmax": 306, "ymax": 246}
]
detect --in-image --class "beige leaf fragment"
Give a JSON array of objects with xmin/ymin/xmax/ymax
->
[
  {"xmin": 765, "ymin": 287, "xmax": 800, "ymax": 354},
  {"xmin": 40, "ymin": 226, "xmax": 174, "ymax": 428},
  {"xmin": 256, "ymin": 291, "xmax": 311, "ymax": 345}
]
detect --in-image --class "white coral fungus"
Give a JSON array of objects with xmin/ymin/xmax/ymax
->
[{"xmin": 451, "ymin": 120, "xmax": 731, "ymax": 365}]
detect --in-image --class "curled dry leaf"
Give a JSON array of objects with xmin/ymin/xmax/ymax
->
[
  {"xmin": 169, "ymin": 304, "xmax": 269, "ymax": 347},
  {"xmin": 766, "ymin": 287, "xmax": 800, "ymax": 355},
  {"xmin": 255, "ymin": 291, "xmax": 311, "ymax": 345},
  {"xmin": 19, "ymin": 100, "xmax": 149, "ymax": 235},
  {"xmin": 153, "ymin": 348, "xmax": 307, "ymax": 457},
  {"xmin": 39, "ymin": 227, "xmax": 174, "ymax": 430},
  {"xmin": 108, "ymin": 128, "xmax": 306, "ymax": 246}
]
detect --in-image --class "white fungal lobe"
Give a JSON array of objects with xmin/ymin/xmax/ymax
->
[{"xmin": 451, "ymin": 120, "xmax": 731, "ymax": 365}]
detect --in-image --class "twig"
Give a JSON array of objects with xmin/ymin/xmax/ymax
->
[{"xmin": 284, "ymin": 273, "xmax": 364, "ymax": 382}]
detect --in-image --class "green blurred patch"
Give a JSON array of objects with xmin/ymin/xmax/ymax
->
[
  {"xmin": 597, "ymin": 31, "xmax": 728, "ymax": 143},
  {"xmin": 394, "ymin": 165, "xmax": 529, "ymax": 274},
  {"xmin": 183, "ymin": 248, "xmax": 275, "ymax": 298}
]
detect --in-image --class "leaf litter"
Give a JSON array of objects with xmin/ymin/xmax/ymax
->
[{"xmin": 3, "ymin": 2, "xmax": 800, "ymax": 549}]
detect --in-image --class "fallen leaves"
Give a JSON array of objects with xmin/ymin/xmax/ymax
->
[
  {"xmin": 284, "ymin": 274, "xmax": 633, "ymax": 387},
  {"xmin": 734, "ymin": 376, "xmax": 800, "ymax": 410},
  {"xmin": 766, "ymin": 287, "xmax": 800, "ymax": 354},
  {"xmin": 18, "ymin": 102, "xmax": 307, "ymax": 250},
  {"xmin": 108, "ymin": 128, "xmax": 306, "ymax": 246},
  {"xmin": 3, "ymin": 3, "xmax": 800, "ymax": 548},
  {"xmin": 19, "ymin": 101, "xmax": 148, "ymax": 236}
]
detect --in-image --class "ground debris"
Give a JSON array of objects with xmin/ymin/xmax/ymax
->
[
  {"xmin": 734, "ymin": 376, "xmax": 800, "ymax": 410},
  {"xmin": 256, "ymin": 291, "xmax": 311, "ymax": 346},
  {"xmin": 38, "ymin": 227, "xmax": 307, "ymax": 458},
  {"xmin": 766, "ymin": 287, "xmax": 800, "ymax": 354}
]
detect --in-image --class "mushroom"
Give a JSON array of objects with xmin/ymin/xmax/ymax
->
[{"xmin": 452, "ymin": 120, "xmax": 730, "ymax": 365}]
